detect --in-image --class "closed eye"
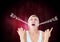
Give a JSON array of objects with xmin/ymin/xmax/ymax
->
[{"xmin": 35, "ymin": 19, "xmax": 38, "ymax": 21}]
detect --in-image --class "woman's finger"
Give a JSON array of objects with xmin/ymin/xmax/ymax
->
[{"xmin": 50, "ymin": 27, "xmax": 53, "ymax": 33}]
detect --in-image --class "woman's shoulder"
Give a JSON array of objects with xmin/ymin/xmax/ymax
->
[
  {"xmin": 38, "ymin": 30, "xmax": 44, "ymax": 33},
  {"xmin": 26, "ymin": 30, "xmax": 29, "ymax": 33},
  {"xmin": 39, "ymin": 30, "xmax": 45, "ymax": 41},
  {"xmin": 26, "ymin": 30, "xmax": 45, "ymax": 33},
  {"xmin": 38, "ymin": 30, "xmax": 45, "ymax": 35},
  {"xmin": 26, "ymin": 30, "xmax": 28, "ymax": 32}
]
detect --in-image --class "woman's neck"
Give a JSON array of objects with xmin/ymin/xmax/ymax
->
[{"xmin": 29, "ymin": 28, "xmax": 38, "ymax": 34}]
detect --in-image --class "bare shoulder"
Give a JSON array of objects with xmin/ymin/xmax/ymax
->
[
  {"xmin": 42, "ymin": 31, "xmax": 44, "ymax": 35},
  {"xmin": 39, "ymin": 30, "xmax": 45, "ymax": 42},
  {"xmin": 24, "ymin": 31, "xmax": 27, "ymax": 42},
  {"xmin": 25, "ymin": 30, "xmax": 28, "ymax": 35},
  {"xmin": 38, "ymin": 30, "xmax": 45, "ymax": 34}
]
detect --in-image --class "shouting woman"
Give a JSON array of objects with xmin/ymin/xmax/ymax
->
[{"xmin": 17, "ymin": 15, "xmax": 53, "ymax": 42}]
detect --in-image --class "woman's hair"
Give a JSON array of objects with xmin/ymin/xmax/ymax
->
[
  {"xmin": 30, "ymin": 15, "xmax": 38, "ymax": 17},
  {"xmin": 28, "ymin": 14, "xmax": 40, "ymax": 23}
]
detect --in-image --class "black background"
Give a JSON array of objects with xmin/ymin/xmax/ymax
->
[{"xmin": 0, "ymin": 0, "xmax": 59, "ymax": 42}]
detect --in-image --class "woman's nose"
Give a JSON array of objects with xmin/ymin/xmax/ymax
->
[{"xmin": 32, "ymin": 20, "xmax": 35, "ymax": 23}]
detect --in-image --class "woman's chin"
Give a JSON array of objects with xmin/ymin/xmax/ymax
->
[{"xmin": 30, "ymin": 26, "xmax": 38, "ymax": 29}]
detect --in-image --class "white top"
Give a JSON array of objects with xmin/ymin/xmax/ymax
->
[{"xmin": 26, "ymin": 31, "xmax": 42, "ymax": 42}]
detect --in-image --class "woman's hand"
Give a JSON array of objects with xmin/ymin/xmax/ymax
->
[
  {"xmin": 17, "ymin": 27, "xmax": 26, "ymax": 42},
  {"xmin": 44, "ymin": 27, "xmax": 53, "ymax": 42}
]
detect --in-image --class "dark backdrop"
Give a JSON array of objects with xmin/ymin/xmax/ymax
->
[{"xmin": 0, "ymin": 0, "xmax": 59, "ymax": 42}]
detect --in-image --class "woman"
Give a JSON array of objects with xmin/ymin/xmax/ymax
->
[{"xmin": 17, "ymin": 15, "xmax": 53, "ymax": 42}]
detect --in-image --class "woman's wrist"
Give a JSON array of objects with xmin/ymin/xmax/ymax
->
[
  {"xmin": 44, "ymin": 37, "xmax": 49, "ymax": 42},
  {"xmin": 20, "ymin": 39, "xmax": 25, "ymax": 42},
  {"xmin": 20, "ymin": 38, "xmax": 25, "ymax": 42}
]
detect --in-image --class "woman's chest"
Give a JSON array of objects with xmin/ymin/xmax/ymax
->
[{"xmin": 29, "ymin": 33, "xmax": 39, "ymax": 42}]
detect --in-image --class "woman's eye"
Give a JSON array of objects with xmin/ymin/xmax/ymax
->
[
  {"xmin": 30, "ymin": 19, "xmax": 33, "ymax": 20},
  {"xmin": 35, "ymin": 19, "xmax": 37, "ymax": 21}
]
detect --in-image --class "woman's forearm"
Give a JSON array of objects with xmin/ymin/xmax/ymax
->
[
  {"xmin": 20, "ymin": 37, "xmax": 26, "ymax": 42},
  {"xmin": 44, "ymin": 38, "xmax": 49, "ymax": 42},
  {"xmin": 20, "ymin": 39, "xmax": 25, "ymax": 42},
  {"xmin": 21, "ymin": 40, "xmax": 25, "ymax": 42}
]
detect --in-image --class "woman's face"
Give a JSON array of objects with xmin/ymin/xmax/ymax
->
[{"xmin": 28, "ymin": 15, "xmax": 39, "ymax": 29}]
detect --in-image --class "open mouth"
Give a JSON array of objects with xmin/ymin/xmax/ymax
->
[{"xmin": 32, "ymin": 24, "xmax": 35, "ymax": 26}]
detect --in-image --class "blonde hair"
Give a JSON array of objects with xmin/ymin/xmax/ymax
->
[{"xmin": 28, "ymin": 14, "xmax": 40, "ymax": 22}]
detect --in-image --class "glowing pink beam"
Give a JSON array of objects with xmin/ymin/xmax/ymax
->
[
  {"xmin": 10, "ymin": 13, "xmax": 27, "ymax": 24},
  {"xmin": 10, "ymin": 13, "xmax": 58, "ymax": 25},
  {"xmin": 39, "ymin": 16, "xmax": 58, "ymax": 25}
]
